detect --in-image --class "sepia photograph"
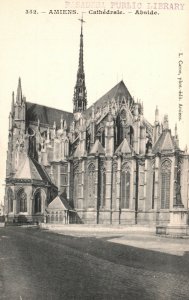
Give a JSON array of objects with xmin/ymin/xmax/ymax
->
[{"xmin": 0, "ymin": 0, "xmax": 189, "ymax": 299}]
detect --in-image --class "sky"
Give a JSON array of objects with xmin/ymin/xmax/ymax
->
[{"xmin": 0, "ymin": 0, "xmax": 189, "ymax": 202}]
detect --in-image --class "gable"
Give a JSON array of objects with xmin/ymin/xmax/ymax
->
[
  {"xmin": 85, "ymin": 81, "xmax": 134, "ymax": 120},
  {"xmin": 48, "ymin": 195, "xmax": 72, "ymax": 210},
  {"xmin": 153, "ymin": 130, "xmax": 177, "ymax": 154},
  {"xmin": 115, "ymin": 138, "xmax": 132, "ymax": 155},
  {"xmin": 161, "ymin": 132, "xmax": 174, "ymax": 151},
  {"xmin": 48, "ymin": 196, "xmax": 66, "ymax": 210},
  {"xmin": 90, "ymin": 139, "xmax": 105, "ymax": 155}
]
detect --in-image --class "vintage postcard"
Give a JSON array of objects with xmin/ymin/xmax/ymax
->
[{"xmin": 0, "ymin": 0, "xmax": 189, "ymax": 299}]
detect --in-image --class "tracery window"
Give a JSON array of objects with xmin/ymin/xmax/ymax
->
[
  {"xmin": 17, "ymin": 189, "xmax": 27, "ymax": 213},
  {"xmin": 121, "ymin": 163, "xmax": 130, "ymax": 209},
  {"xmin": 129, "ymin": 126, "xmax": 134, "ymax": 147},
  {"xmin": 161, "ymin": 160, "xmax": 171, "ymax": 209},
  {"xmin": 60, "ymin": 164, "xmax": 68, "ymax": 194},
  {"xmin": 34, "ymin": 190, "xmax": 41, "ymax": 213},
  {"xmin": 97, "ymin": 127, "xmax": 105, "ymax": 147}
]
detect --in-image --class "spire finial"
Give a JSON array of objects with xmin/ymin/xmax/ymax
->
[
  {"xmin": 155, "ymin": 105, "xmax": 159, "ymax": 124},
  {"xmin": 140, "ymin": 101, "xmax": 144, "ymax": 115},
  {"xmin": 163, "ymin": 114, "xmax": 169, "ymax": 130},
  {"xmin": 53, "ymin": 121, "xmax": 56, "ymax": 138},
  {"xmin": 78, "ymin": 13, "xmax": 85, "ymax": 35},
  {"xmin": 16, "ymin": 77, "xmax": 22, "ymax": 105},
  {"xmin": 60, "ymin": 115, "xmax": 63, "ymax": 129},
  {"xmin": 91, "ymin": 104, "xmax": 95, "ymax": 119},
  {"xmin": 175, "ymin": 123, "xmax": 178, "ymax": 136},
  {"xmin": 64, "ymin": 120, "xmax": 67, "ymax": 130},
  {"xmin": 47, "ymin": 127, "xmax": 50, "ymax": 141}
]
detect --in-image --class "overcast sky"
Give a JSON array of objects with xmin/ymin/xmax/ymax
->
[{"xmin": 0, "ymin": 0, "xmax": 189, "ymax": 202}]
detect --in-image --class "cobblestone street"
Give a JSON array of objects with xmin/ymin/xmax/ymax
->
[{"xmin": 0, "ymin": 226, "xmax": 189, "ymax": 299}]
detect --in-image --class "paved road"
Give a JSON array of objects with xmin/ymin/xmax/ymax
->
[{"xmin": 0, "ymin": 227, "xmax": 189, "ymax": 300}]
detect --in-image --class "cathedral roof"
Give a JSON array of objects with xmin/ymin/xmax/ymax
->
[
  {"xmin": 14, "ymin": 155, "xmax": 53, "ymax": 184},
  {"xmin": 115, "ymin": 138, "xmax": 133, "ymax": 155},
  {"xmin": 26, "ymin": 102, "xmax": 73, "ymax": 129},
  {"xmin": 25, "ymin": 81, "xmax": 135, "ymax": 131},
  {"xmin": 85, "ymin": 80, "xmax": 133, "ymax": 118},
  {"xmin": 90, "ymin": 139, "xmax": 105, "ymax": 155},
  {"xmin": 152, "ymin": 129, "xmax": 179, "ymax": 153}
]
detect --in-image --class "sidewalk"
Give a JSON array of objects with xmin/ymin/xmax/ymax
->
[
  {"xmin": 109, "ymin": 233, "xmax": 189, "ymax": 256},
  {"xmin": 40, "ymin": 223, "xmax": 189, "ymax": 256},
  {"xmin": 40, "ymin": 223, "xmax": 156, "ymax": 237}
]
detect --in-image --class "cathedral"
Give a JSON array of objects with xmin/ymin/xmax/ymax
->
[{"xmin": 4, "ymin": 20, "xmax": 189, "ymax": 225}]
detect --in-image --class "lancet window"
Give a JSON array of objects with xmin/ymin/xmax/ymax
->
[
  {"xmin": 161, "ymin": 160, "xmax": 171, "ymax": 209},
  {"xmin": 121, "ymin": 162, "xmax": 130, "ymax": 209}
]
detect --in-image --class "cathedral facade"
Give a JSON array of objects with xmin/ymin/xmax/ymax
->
[{"xmin": 4, "ymin": 21, "xmax": 189, "ymax": 225}]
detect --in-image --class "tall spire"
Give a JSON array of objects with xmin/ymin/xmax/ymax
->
[
  {"xmin": 163, "ymin": 114, "xmax": 169, "ymax": 130},
  {"xmin": 73, "ymin": 16, "xmax": 87, "ymax": 113},
  {"xmin": 78, "ymin": 16, "xmax": 84, "ymax": 74}
]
